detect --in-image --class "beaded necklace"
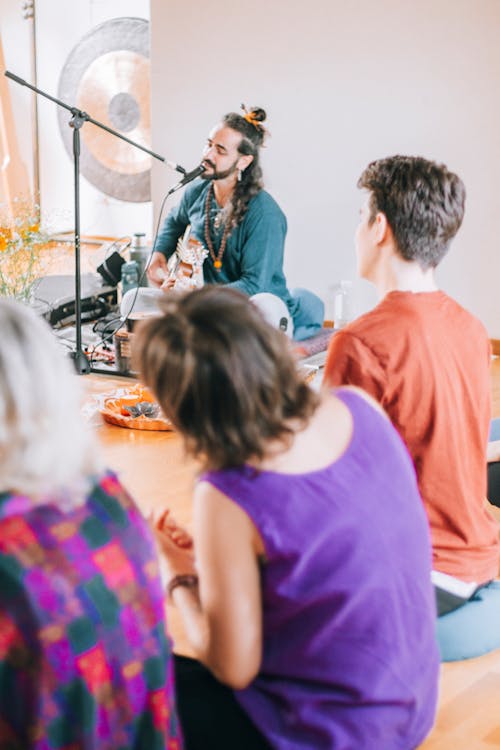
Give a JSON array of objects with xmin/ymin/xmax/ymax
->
[{"xmin": 204, "ymin": 184, "xmax": 232, "ymax": 271}]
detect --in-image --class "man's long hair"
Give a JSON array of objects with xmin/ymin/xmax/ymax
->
[{"xmin": 223, "ymin": 107, "xmax": 267, "ymax": 229}]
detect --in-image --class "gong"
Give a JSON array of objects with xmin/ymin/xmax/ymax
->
[{"xmin": 57, "ymin": 17, "xmax": 151, "ymax": 202}]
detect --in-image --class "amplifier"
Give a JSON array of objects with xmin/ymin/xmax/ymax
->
[{"xmin": 31, "ymin": 274, "xmax": 118, "ymax": 327}]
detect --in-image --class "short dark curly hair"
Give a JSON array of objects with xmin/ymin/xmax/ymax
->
[
  {"xmin": 358, "ymin": 155, "xmax": 466, "ymax": 269},
  {"xmin": 133, "ymin": 287, "xmax": 319, "ymax": 471}
]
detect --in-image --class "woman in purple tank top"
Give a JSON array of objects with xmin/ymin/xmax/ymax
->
[{"xmin": 134, "ymin": 286, "xmax": 439, "ymax": 750}]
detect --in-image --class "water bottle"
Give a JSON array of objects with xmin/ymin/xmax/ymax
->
[
  {"xmin": 129, "ymin": 232, "xmax": 150, "ymax": 287},
  {"xmin": 330, "ymin": 280, "xmax": 353, "ymax": 329},
  {"xmin": 121, "ymin": 260, "xmax": 139, "ymax": 295}
]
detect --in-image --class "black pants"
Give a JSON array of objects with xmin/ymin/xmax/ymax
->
[
  {"xmin": 174, "ymin": 655, "xmax": 272, "ymax": 750},
  {"xmin": 487, "ymin": 461, "xmax": 500, "ymax": 508}
]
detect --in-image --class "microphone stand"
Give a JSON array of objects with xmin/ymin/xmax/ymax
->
[{"xmin": 5, "ymin": 70, "xmax": 182, "ymax": 374}]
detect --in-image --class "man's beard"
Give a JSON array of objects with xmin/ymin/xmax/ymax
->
[{"xmin": 201, "ymin": 159, "xmax": 239, "ymax": 181}]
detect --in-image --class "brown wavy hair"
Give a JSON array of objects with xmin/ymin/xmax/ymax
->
[
  {"xmin": 358, "ymin": 155, "xmax": 466, "ymax": 270},
  {"xmin": 223, "ymin": 106, "xmax": 267, "ymax": 229},
  {"xmin": 133, "ymin": 287, "xmax": 319, "ymax": 471}
]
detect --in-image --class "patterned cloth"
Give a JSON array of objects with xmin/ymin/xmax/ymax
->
[{"xmin": 0, "ymin": 472, "xmax": 182, "ymax": 749}]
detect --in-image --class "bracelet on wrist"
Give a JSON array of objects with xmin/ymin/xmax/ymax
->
[{"xmin": 167, "ymin": 573, "xmax": 199, "ymax": 600}]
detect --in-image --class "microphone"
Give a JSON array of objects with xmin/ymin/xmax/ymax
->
[
  {"xmin": 165, "ymin": 160, "xmax": 187, "ymax": 175},
  {"xmin": 168, "ymin": 165, "xmax": 205, "ymax": 194}
]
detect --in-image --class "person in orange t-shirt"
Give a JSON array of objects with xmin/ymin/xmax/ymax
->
[{"xmin": 323, "ymin": 155, "xmax": 500, "ymax": 661}]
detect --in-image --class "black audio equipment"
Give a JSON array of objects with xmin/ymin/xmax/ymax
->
[{"xmin": 31, "ymin": 274, "xmax": 117, "ymax": 328}]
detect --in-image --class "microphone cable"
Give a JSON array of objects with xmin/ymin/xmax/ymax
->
[
  {"xmin": 88, "ymin": 187, "xmax": 180, "ymax": 369},
  {"xmin": 116, "ymin": 164, "xmax": 205, "ymax": 328}
]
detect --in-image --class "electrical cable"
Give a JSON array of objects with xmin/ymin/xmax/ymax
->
[{"xmin": 88, "ymin": 188, "xmax": 176, "ymax": 369}]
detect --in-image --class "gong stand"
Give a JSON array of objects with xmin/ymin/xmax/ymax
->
[{"xmin": 5, "ymin": 69, "xmax": 177, "ymax": 374}]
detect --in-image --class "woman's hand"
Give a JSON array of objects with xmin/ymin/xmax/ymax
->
[
  {"xmin": 149, "ymin": 490, "xmax": 263, "ymax": 689},
  {"xmin": 155, "ymin": 508, "xmax": 194, "ymax": 549},
  {"xmin": 150, "ymin": 509, "xmax": 196, "ymax": 580}
]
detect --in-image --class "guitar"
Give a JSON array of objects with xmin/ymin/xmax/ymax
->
[{"xmin": 164, "ymin": 225, "xmax": 208, "ymax": 290}]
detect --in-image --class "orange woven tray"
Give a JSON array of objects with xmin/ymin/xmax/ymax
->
[{"xmin": 99, "ymin": 384, "xmax": 173, "ymax": 431}]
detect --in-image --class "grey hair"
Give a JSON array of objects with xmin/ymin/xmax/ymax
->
[{"xmin": 0, "ymin": 299, "xmax": 101, "ymax": 503}]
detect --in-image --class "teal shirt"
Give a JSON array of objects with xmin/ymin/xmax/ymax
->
[{"xmin": 155, "ymin": 180, "xmax": 298, "ymax": 318}]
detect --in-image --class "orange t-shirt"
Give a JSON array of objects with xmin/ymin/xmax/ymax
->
[{"xmin": 324, "ymin": 290, "xmax": 499, "ymax": 583}]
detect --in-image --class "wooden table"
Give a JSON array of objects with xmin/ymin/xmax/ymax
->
[
  {"xmin": 84, "ymin": 358, "xmax": 500, "ymax": 660},
  {"xmin": 84, "ymin": 373, "xmax": 197, "ymax": 654},
  {"xmin": 85, "ymin": 374, "xmax": 196, "ymax": 520}
]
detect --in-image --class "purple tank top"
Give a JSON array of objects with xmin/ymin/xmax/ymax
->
[{"xmin": 202, "ymin": 389, "xmax": 439, "ymax": 750}]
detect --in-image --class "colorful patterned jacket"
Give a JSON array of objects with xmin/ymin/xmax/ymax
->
[{"xmin": 0, "ymin": 471, "xmax": 182, "ymax": 749}]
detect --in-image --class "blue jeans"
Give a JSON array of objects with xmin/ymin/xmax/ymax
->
[
  {"xmin": 291, "ymin": 288, "xmax": 325, "ymax": 342},
  {"xmin": 490, "ymin": 418, "xmax": 500, "ymax": 441},
  {"xmin": 436, "ymin": 419, "xmax": 500, "ymax": 660},
  {"xmin": 437, "ymin": 581, "xmax": 500, "ymax": 661}
]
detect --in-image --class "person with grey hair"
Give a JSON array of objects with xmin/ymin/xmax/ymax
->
[{"xmin": 0, "ymin": 300, "xmax": 181, "ymax": 749}]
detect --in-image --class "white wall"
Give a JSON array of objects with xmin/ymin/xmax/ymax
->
[
  {"xmin": 2, "ymin": 0, "xmax": 153, "ymax": 240},
  {"xmin": 150, "ymin": 0, "xmax": 500, "ymax": 335},
  {"xmin": 1, "ymin": 0, "xmax": 35, "ymax": 197}
]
